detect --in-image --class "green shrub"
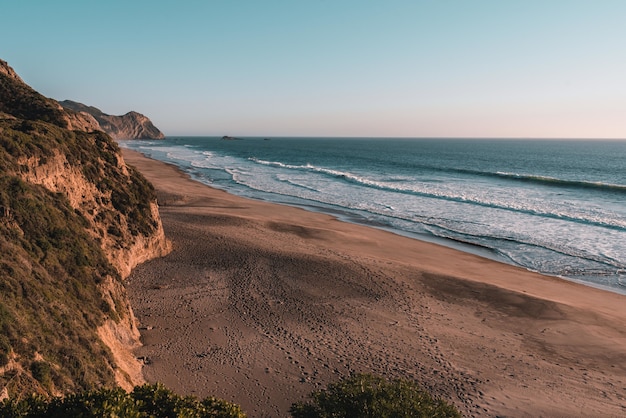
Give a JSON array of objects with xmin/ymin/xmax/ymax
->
[
  {"xmin": 29, "ymin": 361, "xmax": 52, "ymax": 389},
  {"xmin": 132, "ymin": 383, "xmax": 246, "ymax": 418},
  {"xmin": 290, "ymin": 373, "xmax": 461, "ymax": 418},
  {"xmin": 46, "ymin": 387, "xmax": 142, "ymax": 418},
  {"xmin": 0, "ymin": 383, "xmax": 247, "ymax": 418},
  {"xmin": 0, "ymin": 394, "xmax": 49, "ymax": 417}
]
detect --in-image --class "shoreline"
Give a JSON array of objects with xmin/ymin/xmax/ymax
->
[
  {"xmin": 122, "ymin": 148, "xmax": 626, "ymax": 417},
  {"xmin": 124, "ymin": 141, "xmax": 626, "ymax": 297}
]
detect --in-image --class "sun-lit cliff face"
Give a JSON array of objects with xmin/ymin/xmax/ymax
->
[{"xmin": 0, "ymin": 59, "xmax": 170, "ymax": 398}]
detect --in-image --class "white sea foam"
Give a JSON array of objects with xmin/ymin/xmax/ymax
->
[{"xmin": 122, "ymin": 137, "xmax": 626, "ymax": 293}]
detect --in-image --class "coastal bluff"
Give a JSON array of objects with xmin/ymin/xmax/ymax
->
[
  {"xmin": 60, "ymin": 100, "xmax": 165, "ymax": 140},
  {"xmin": 0, "ymin": 59, "xmax": 170, "ymax": 398}
]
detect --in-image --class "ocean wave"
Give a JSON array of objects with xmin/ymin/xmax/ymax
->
[
  {"xmin": 492, "ymin": 172, "xmax": 626, "ymax": 193},
  {"xmin": 426, "ymin": 166, "xmax": 626, "ymax": 194},
  {"xmin": 249, "ymin": 158, "xmax": 626, "ymax": 231},
  {"xmin": 337, "ymin": 158, "xmax": 626, "ymax": 194},
  {"xmin": 233, "ymin": 161, "xmax": 626, "ymax": 274},
  {"xmin": 426, "ymin": 224, "xmax": 626, "ymax": 274},
  {"xmin": 276, "ymin": 175, "xmax": 322, "ymax": 192}
]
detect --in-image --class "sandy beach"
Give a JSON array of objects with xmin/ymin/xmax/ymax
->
[{"xmin": 123, "ymin": 149, "xmax": 626, "ymax": 417}]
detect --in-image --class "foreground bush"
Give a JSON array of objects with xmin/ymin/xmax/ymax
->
[
  {"xmin": 0, "ymin": 383, "xmax": 246, "ymax": 418},
  {"xmin": 0, "ymin": 375, "xmax": 460, "ymax": 417},
  {"xmin": 290, "ymin": 373, "xmax": 461, "ymax": 418}
]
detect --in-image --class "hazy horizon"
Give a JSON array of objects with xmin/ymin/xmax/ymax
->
[
  {"xmin": 3, "ymin": 1, "xmax": 626, "ymax": 139},
  {"xmin": 156, "ymin": 135, "xmax": 626, "ymax": 141}
]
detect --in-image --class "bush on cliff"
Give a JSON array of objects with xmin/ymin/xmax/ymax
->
[{"xmin": 290, "ymin": 373, "xmax": 461, "ymax": 418}]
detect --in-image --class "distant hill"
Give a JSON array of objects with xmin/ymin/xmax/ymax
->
[
  {"xmin": 0, "ymin": 59, "xmax": 169, "ymax": 399},
  {"xmin": 60, "ymin": 100, "xmax": 165, "ymax": 140}
]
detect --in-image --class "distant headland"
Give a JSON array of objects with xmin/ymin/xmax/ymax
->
[{"xmin": 60, "ymin": 100, "xmax": 165, "ymax": 140}]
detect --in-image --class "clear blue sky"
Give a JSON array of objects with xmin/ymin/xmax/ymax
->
[{"xmin": 2, "ymin": 1, "xmax": 626, "ymax": 138}]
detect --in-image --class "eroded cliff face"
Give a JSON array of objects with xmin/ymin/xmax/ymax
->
[
  {"xmin": 19, "ymin": 149, "xmax": 169, "ymax": 279},
  {"xmin": 0, "ymin": 60, "xmax": 169, "ymax": 395},
  {"xmin": 14, "ymin": 137, "xmax": 170, "ymax": 392}
]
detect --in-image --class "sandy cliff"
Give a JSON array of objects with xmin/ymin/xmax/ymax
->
[{"xmin": 0, "ymin": 59, "xmax": 169, "ymax": 395}]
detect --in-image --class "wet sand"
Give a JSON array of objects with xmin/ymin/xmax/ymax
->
[{"xmin": 123, "ymin": 149, "xmax": 626, "ymax": 417}]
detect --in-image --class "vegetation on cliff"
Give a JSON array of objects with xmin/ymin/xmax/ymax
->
[
  {"xmin": 0, "ymin": 70, "xmax": 67, "ymax": 129},
  {"xmin": 0, "ymin": 172, "xmax": 119, "ymax": 395},
  {"xmin": 0, "ymin": 119, "xmax": 162, "ymax": 396},
  {"xmin": 0, "ymin": 60, "xmax": 167, "ymax": 398}
]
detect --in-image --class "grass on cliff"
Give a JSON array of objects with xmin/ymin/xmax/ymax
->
[
  {"xmin": 0, "ymin": 76, "xmax": 68, "ymax": 128},
  {"xmin": 0, "ymin": 175, "xmax": 119, "ymax": 395},
  {"xmin": 0, "ymin": 119, "xmax": 158, "ymax": 239},
  {"xmin": 0, "ymin": 118, "xmax": 159, "ymax": 397}
]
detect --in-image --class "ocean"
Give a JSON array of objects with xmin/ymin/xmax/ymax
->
[{"xmin": 120, "ymin": 137, "xmax": 626, "ymax": 295}]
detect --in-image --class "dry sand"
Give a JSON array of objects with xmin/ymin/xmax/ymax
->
[{"xmin": 123, "ymin": 149, "xmax": 626, "ymax": 417}]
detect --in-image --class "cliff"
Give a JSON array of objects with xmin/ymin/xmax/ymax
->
[
  {"xmin": 60, "ymin": 100, "xmax": 165, "ymax": 140},
  {"xmin": 0, "ymin": 59, "xmax": 170, "ymax": 398}
]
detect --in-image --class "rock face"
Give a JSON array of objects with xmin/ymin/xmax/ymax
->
[
  {"xmin": 60, "ymin": 100, "xmax": 165, "ymax": 140},
  {"xmin": 0, "ymin": 59, "xmax": 170, "ymax": 397},
  {"xmin": 0, "ymin": 59, "xmax": 24, "ymax": 83}
]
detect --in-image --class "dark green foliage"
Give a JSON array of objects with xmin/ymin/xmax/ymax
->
[
  {"xmin": 0, "ymin": 176, "xmax": 119, "ymax": 395},
  {"xmin": 0, "ymin": 394, "xmax": 49, "ymax": 418},
  {"xmin": 0, "ymin": 384, "xmax": 247, "ymax": 418},
  {"xmin": 0, "ymin": 74, "xmax": 68, "ymax": 128},
  {"xmin": 290, "ymin": 373, "xmax": 461, "ymax": 418},
  {"xmin": 29, "ymin": 362, "xmax": 52, "ymax": 388},
  {"xmin": 131, "ymin": 383, "xmax": 247, "ymax": 418},
  {"xmin": 0, "ymin": 334, "xmax": 10, "ymax": 367}
]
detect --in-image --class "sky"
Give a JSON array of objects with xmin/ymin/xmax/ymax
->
[{"xmin": 2, "ymin": 1, "xmax": 626, "ymax": 138}]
